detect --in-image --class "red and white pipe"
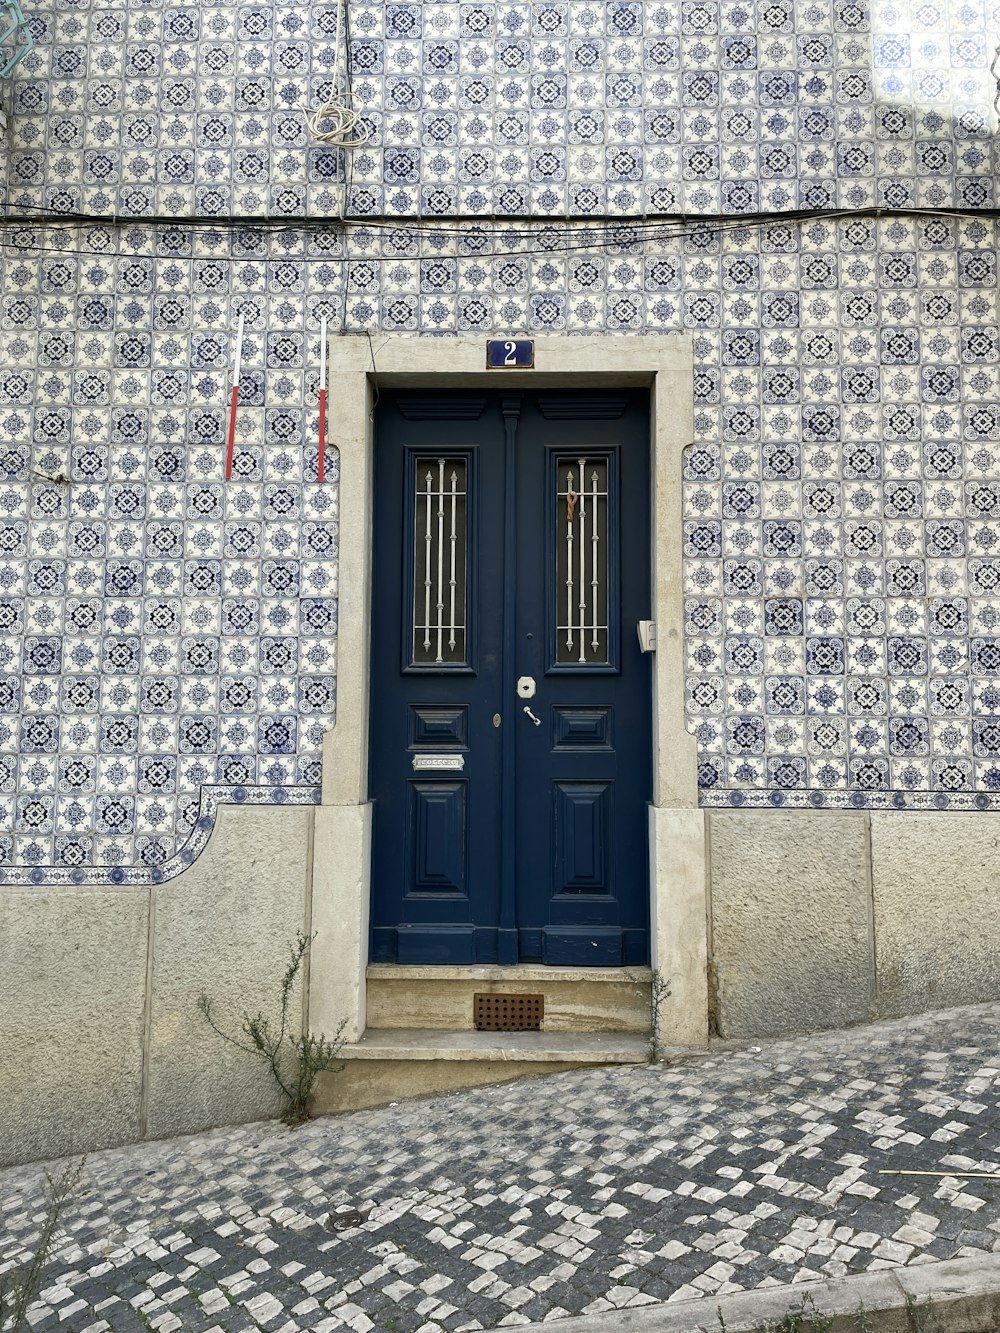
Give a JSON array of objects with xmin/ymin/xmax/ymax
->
[
  {"xmin": 224, "ymin": 308, "xmax": 245, "ymax": 481},
  {"xmin": 318, "ymin": 314, "xmax": 328, "ymax": 483}
]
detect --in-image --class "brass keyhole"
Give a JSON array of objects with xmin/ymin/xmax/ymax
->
[{"xmin": 492, "ymin": 713, "xmax": 501, "ymax": 728}]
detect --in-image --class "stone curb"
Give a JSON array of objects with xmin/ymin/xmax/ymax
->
[{"xmin": 490, "ymin": 1253, "xmax": 1000, "ymax": 1332}]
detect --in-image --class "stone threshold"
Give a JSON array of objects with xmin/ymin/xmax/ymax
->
[
  {"xmin": 340, "ymin": 1027, "xmax": 649, "ymax": 1063},
  {"xmin": 367, "ymin": 964, "xmax": 653, "ymax": 982},
  {"xmin": 491, "ymin": 1252, "xmax": 1000, "ymax": 1333}
]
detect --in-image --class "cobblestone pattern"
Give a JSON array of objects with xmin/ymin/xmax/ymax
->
[{"xmin": 3, "ymin": 1004, "xmax": 1000, "ymax": 1332}]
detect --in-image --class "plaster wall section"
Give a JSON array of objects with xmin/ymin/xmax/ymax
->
[
  {"xmin": 0, "ymin": 802, "xmax": 312, "ymax": 1166},
  {"xmin": 871, "ymin": 813, "xmax": 1000, "ymax": 1017},
  {"xmin": 708, "ymin": 811, "xmax": 876, "ymax": 1039},
  {"xmin": 0, "ymin": 884, "xmax": 148, "ymax": 1166},
  {"xmin": 145, "ymin": 803, "xmax": 312, "ymax": 1141}
]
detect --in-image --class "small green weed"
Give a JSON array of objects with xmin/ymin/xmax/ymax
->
[
  {"xmin": 773, "ymin": 1293, "xmax": 834, "ymax": 1332},
  {"xmin": 903, "ymin": 1290, "xmax": 932, "ymax": 1333},
  {"xmin": 0, "ymin": 1156, "xmax": 85, "ymax": 1333},
  {"xmin": 198, "ymin": 930, "xmax": 346, "ymax": 1125},
  {"xmin": 647, "ymin": 968, "xmax": 671, "ymax": 1062}
]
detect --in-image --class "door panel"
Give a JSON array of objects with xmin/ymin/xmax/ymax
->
[
  {"xmin": 553, "ymin": 782, "xmax": 612, "ymax": 893},
  {"xmin": 369, "ymin": 390, "xmax": 651, "ymax": 966},
  {"xmin": 410, "ymin": 706, "xmax": 468, "ymax": 747},
  {"xmin": 409, "ymin": 781, "xmax": 467, "ymax": 893},
  {"xmin": 552, "ymin": 707, "xmax": 612, "ymax": 749},
  {"xmin": 513, "ymin": 394, "xmax": 651, "ymax": 966},
  {"xmin": 369, "ymin": 398, "xmax": 504, "ymax": 964}
]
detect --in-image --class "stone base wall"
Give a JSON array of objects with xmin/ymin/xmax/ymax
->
[
  {"xmin": 708, "ymin": 811, "xmax": 1000, "ymax": 1039},
  {"xmin": 5, "ymin": 803, "xmax": 1000, "ymax": 1165},
  {"xmin": 0, "ymin": 803, "xmax": 311, "ymax": 1167}
]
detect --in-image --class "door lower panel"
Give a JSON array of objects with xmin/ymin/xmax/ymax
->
[{"xmin": 553, "ymin": 781, "xmax": 612, "ymax": 894}]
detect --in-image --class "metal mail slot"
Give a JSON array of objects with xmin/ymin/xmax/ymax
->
[{"xmin": 412, "ymin": 753, "xmax": 465, "ymax": 771}]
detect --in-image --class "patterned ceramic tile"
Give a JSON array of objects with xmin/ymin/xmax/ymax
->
[{"xmin": 0, "ymin": 0, "xmax": 999, "ymax": 882}]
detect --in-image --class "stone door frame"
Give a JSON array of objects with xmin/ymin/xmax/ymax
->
[{"xmin": 307, "ymin": 335, "xmax": 708, "ymax": 1049}]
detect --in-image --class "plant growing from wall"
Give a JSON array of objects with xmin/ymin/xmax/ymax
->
[
  {"xmin": 903, "ymin": 1291, "xmax": 932, "ymax": 1333},
  {"xmin": 647, "ymin": 968, "xmax": 671, "ymax": 1063},
  {"xmin": 716, "ymin": 1292, "xmax": 835, "ymax": 1332},
  {"xmin": 197, "ymin": 931, "xmax": 346, "ymax": 1126},
  {"xmin": 0, "ymin": 1156, "xmax": 85, "ymax": 1332},
  {"xmin": 774, "ymin": 1295, "xmax": 834, "ymax": 1332}
]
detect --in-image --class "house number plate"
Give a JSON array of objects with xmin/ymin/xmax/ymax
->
[
  {"xmin": 487, "ymin": 338, "xmax": 534, "ymax": 368},
  {"xmin": 412, "ymin": 753, "xmax": 465, "ymax": 771}
]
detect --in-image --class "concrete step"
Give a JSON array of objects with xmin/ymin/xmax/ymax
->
[
  {"xmin": 311, "ymin": 1026, "xmax": 649, "ymax": 1117},
  {"xmin": 342, "ymin": 1026, "xmax": 650, "ymax": 1062},
  {"xmin": 366, "ymin": 963, "xmax": 652, "ymax": 1034}
]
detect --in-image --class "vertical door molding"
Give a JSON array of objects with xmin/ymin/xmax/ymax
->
[
  {"xmin": 311, "ymin": 369, "xmax": 375, "ymax": 1042},
  {"xmin": 649, "ymin": 349, "xmax": 709, "ymax": 1048},
  {"xmin": 310, "ymin": 336, "xmax": 707, "ymax": 1048}
]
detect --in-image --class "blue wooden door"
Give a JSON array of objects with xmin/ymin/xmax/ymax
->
[{"xmin": 369, "ymin": 390, "xmax": 651, "ymax": 965}]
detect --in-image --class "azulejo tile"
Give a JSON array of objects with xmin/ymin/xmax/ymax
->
[{"xmin": 0, "ymin": 0, "xmax": 996, "ymax": 882}]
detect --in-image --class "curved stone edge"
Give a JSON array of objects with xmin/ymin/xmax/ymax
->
[
  {"xmin": 4, "ymin": 777, "xmax": 1000, "ymax": 889},
  {"xmin": 488, "ymin": 1252, "xmax": 1000, "ymax": 1333},
  {"xmin": 0, "ymin": 783, "xmax": 321, "ymax": 888}
]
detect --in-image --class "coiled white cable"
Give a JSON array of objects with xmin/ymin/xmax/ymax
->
[
  {"xmin": 309, "ymin": 99, "xmax": 368, "ymax": 146},
  {"xmin": 308, "ymin": 0, "xmax": 369, "ymax": 147}
]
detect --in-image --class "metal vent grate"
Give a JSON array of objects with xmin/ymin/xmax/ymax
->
[{"xmin": 474, "ymin": 993, "xmax": 543, "ymax": 1032}]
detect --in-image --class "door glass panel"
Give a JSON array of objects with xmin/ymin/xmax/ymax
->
[
  {"xmin": 411, "ymin": 456, "xmax": 468, "ymax": 666},
  {"xmin": 555, "ymin": 456, "xmax": 610, "ymax": 665}
]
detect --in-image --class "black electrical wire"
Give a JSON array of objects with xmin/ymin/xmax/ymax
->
[
  {"xmin": 0, "ymin": 205, "xmax": 991, "ymax": 266},
  {"xmin": 0, "ymin": 199, "xmax": 997, "ymax": 236}
]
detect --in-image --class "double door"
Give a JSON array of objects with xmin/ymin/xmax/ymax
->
[{"xmin": 369, "ymin": 389, "xmax": 651, "ymax": 966}]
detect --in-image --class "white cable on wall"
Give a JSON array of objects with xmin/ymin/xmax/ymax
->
[{"xmin": 307, "ymin": 0, "xmax": 369, "ymax": 147}]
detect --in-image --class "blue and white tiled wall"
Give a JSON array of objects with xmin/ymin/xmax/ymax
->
[{"xmin": 0, "ymin": 0, "xmax": 999, "ymax": 884}]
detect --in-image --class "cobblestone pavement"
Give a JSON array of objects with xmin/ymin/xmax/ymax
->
[{"xmin": 4, "ymin": 1005, "xmax": 1000, "ymax": 1333}]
